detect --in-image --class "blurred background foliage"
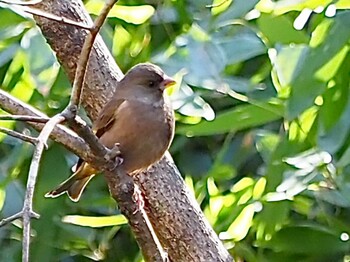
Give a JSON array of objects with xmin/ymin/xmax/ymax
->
[{"xmin": 0, "ymin": 0, "xmax": 350, "ymax": 261}]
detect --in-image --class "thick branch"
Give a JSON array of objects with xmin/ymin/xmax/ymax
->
[{"xmin": 31, "ymin": 0, "xmax": 232, "ymax": 261}]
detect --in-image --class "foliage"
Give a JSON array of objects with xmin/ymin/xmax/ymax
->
[{"xmin": 0, "ymin": 0, "xmax": 350, "ymax": 261}]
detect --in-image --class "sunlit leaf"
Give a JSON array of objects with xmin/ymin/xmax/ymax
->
[
  {"xmin": 62, "ymin": 215, "xmax": 128, "ymax": 228},
  {"xmin": 231, "ymin": 177, "xmax": 254, "ymax": 192},
  {"xmin": 288, "ymin": 106, "xmax": 318, "ymax": 142},
  {"xmin": 257, "ymin": 0, "xmax": 332, "ymax": 15},
  {"xmin": 253, "ymin": 177, "xmax": 266, "ymax": 199},
  {"xmin": 287, "ymin": 11, "xmax": 350, "ymax": 119},
  {"xmin": 272, "ymin": 44, "xmax": 309, "ymax": 89},
  {"xmin": 257, "ymin": 14, "xmax": 309, "ymax": 45},
  {"xmin": 0, "ymin": 188, "xmax": 5, "ymax": 211},
  {"xmin": 86, "ymin": 1, "xmax": 155, "ymax": 24},
  {"xmin": 221, "ymin": 204, "xmax": 255, "ymax": 241},
  {"xmin": 211, "ymin": 0, "xmax": 233, "ymax": 15},
  {"xmin": 216, "ymin": 0, "xmax": 259, "ymax": 26}
]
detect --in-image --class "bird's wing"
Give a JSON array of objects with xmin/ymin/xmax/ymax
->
[
  {"xmin": 93, "ymin": 98, "xmax": 126, "ymax": 138},
  {"xmin": 73, "ymin": 98, "xmax": 126, "ymax": 172}
]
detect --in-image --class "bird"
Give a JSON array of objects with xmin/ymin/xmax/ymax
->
[{"xmin": 45, "ymin": 63, "xmax": 176, "ymax": 202}]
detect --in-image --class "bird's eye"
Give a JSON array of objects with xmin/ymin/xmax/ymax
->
[{"xmin": 148, "ymin": 81, "xmax": 155, "ymax": 88}]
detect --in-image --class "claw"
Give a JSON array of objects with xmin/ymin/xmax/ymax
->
[{"xmin": 105, "ymin": 143, "xmax": 124, "ymax": 170}]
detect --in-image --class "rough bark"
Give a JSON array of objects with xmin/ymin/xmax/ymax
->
[{"xmin": 30, "ymin": 0, "xmax": 233, "ymax": 261}]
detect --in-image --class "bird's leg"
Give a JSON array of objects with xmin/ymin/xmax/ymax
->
[
  {"xmin": 105, "ymin": 143, "xmax": 124, "ymax": 170},
  {"xmin": 132, "ymin": 184, "xmax": 144, "ymax": 214}
]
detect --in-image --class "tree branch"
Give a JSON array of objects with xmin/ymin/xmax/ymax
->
[
  {"xmin": 0, "ymin": 0, "xmax": 92, "ymax": 30},
  {"xmin": 22, "ymin": 114, "xmax": 65, "ymax": 262},
  {"xmin": 0, "ymin": 114, "xmax": 49, "ymax": 123},
  {"xmin": 0, "ymin": 89, "xmax": 91, "ymax": 161},
  {"xmin": 69, "ymin": 0, "xmax": 116, "ymax": 108},
  {"xmin": 0, "ymin": 126, "xmax": 38, "ymax": 145}
]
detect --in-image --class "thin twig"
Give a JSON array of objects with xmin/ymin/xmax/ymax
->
[
  {"xmin": 69, "ymin": 0, "xmax": 118, "ymax": 108},
  {"xmin": 0, "ymin": 114, "xmax": 49, "ymax": 123},
  {"xmin": 22, "ymin": 114, "xmax": 65, "ymax": 262},
  {"xmin": 0, "ymin": 0, "xmax": 43, "ymax": 5},
  {"xmin": 0, "ymin": 0, "xmax": 92, "ymax": 30},
  {"xmin": 0, "ymin": 126, "xmax": 38, "ymax": 145}
]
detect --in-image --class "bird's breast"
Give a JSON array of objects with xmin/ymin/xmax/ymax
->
[{"xmin": 99, "ymin": 100, "xmax": 174, "ymax": 173}]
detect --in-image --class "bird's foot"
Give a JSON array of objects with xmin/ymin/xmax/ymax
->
[
  {"xmin": 132, "ymin": 185, "xmax": 144, "ymax": 214},
  {"xmin": 105, "ymin": 143, "xmax": 124, "ymax": 170}
]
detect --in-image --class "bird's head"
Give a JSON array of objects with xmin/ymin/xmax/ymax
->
[{"xmin": 119, "ymin": 63, "xmax": 176, "ymax": 103}]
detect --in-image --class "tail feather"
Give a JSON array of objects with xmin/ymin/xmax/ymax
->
[{"xmin": 45, "ymin": 162, "xmax": 95, "ymax": 202}]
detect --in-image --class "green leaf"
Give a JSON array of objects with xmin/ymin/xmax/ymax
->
[
  {"xmin": 0, "ymin": 8, "xmax": 26, "ymax": 29},
  {"xmin": 255, "ymin": 201, "xmax": 290, "ymax": 241},
  {"xmin": 287, "ymin": 11, "xmax": 350, "ymax": 119},
  {"xmin": 255, "ymin": 130, "xmax": 280, "ymax": 163},
  {"xmin": 22, "ymin": 28, "xmax": 56, "ymax": 75},
  {"xmin": 318, "ymin": 51, "xmax": 350, "ymax": 153},
  {"xmin": 318, "ymin": 92, "xmax": 350, "ymax": 153},
  {"xmin": 265, "ymin": 226, "xmax": 349, "ymax": 254},
  {"xmin": 214, "ymin": 27, "xmax": 267, "ymax": 65},
  {"xmin": 177, "ymin": 100, "xmax": 284, "ymax": 136},
  {"xmin": 257, "ymin": 14, "xmax": 309, "ymax": 45},
  {"xmin": 272, "ymin": 44, "xmax": 309, "ymax": 89},
  {"xmin": 172, "ymin": 83, "xmax": 215, "ymax": 121}
]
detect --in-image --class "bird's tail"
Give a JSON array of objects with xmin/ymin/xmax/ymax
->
[{"xmin": 45, "ymin": 163, "xmax": 95, "ymax": 202}]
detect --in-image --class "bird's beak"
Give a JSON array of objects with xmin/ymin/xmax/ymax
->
[{"xmin": 161, "ymin": 76, "xmax": 176, "ymax": 90}]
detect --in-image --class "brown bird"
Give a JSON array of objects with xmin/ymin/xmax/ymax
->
[{"xmin": 45, "ymin": 63, "xmax": 176, "ymax": 202}]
